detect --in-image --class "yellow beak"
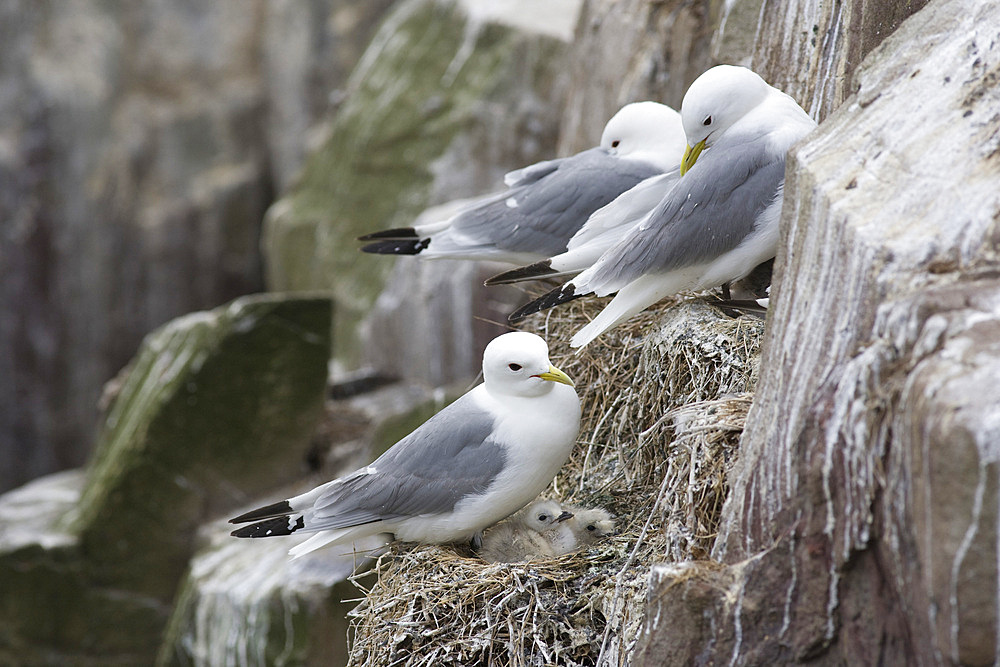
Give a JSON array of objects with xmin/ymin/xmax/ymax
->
[
  {"xmin": 535, "ymin": 365, "xmax": 574, "ymax": 387},
  {"xmin": 680, "ymin": 138, "xmax": 707, "ymax": 176}
]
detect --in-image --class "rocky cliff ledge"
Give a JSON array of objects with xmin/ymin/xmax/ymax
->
[{"xmin": 2, "ymin": 0, "xmax": 998, "ymax": 664}]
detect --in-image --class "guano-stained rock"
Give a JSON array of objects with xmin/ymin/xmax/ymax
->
[{"xmin": 636, "ymin": 0, "xmax": 1000, "ymax": 663}]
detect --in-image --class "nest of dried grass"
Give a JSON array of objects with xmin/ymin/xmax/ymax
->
[{"xmin": 347, "ymin": 295, "xmax": 764, "ymax": 667}]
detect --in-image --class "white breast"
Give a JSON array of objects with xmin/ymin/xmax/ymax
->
[{"xmin": 392, "ymin": 384, "xmax": 581, "ymax": 544}]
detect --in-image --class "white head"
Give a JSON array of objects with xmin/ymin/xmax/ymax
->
[
  {"xmin": 570, "ymin": 508, "xmax": 616, "ymax": 544},
  {"xmin": 679, "ymin": 65, "xmax": 771, "ymax": 174},
  {"xmin": 600, "ymin": 101, "xmax": 686, "ymax": 171},
  {"xmin": 519, "ymin": 500, "xmax": 573, "ymax": 532},
  {"xmin": 481, "ymin": 332, "xmax": 575, "ymax": 398}
]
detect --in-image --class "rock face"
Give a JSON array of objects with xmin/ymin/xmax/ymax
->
[
  {"xmin": 157, "ymin": 376, "xmax": 465, "ymax": 667},
  {"xmin": 556, "ymin": 0, "xmax": 713, "ymax": 148},
  {"xmin": 262, "ymin": 0, "xmax": 582, "ymax": 376},
  {"xmin": 357, "ymin": 201, "xmax": 526, "ymax": 387},
  {"xmin": 635, "ymin": 0, "xmax": 1000, "ymax": 663},
  {"xmin": 718, "ymin": 0, "xmax": 929, "ymax": 120},
  {"xmin": 0, "ymin": 0, "xmax": 393, "ymax": 494},
  {"xmin": 157, "ymin": 518, "xmax": 383, "ymax": 667},
  {"xmin": 0, "ymin": 295, "xmax": 332, "ymax": 664}
]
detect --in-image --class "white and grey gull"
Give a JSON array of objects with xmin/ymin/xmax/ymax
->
[
  {"xmin": 229, "ymin": 332, "xmax": 581, "ymax": 558},
  {"xmin": 357, "ymin": 101, "xmax": 685, "ymax": 265},
  {"xmin": 500, "ymin": 65, "xmax": 817, "ymax": 347}
]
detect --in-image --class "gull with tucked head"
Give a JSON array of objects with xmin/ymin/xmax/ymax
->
[
  {"xmin": 502, "ymin": 65, "xmax": 817, "ymax": 347},
  {"xmin": 229, "ymin": 332, "xmax": 581, "ymax": 558},
  {"xmin": 358, "ymin": 102, "xmax": 685, "ymax": 265}
]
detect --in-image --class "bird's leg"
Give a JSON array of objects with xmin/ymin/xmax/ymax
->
[
  {"xmin": 470, "ymin": 531, "xmax": 484, "ymax": 551},
  {"xmin": 721, "ymin": 282, "xmax": 732, "ymax": 300}
]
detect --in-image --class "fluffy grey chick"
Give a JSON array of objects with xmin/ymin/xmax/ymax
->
[
  {"xmin": 563, "ymin": 506, "xmax": 616, "ymax": 552},
  {"xmin": 479, "ymin": 500, "xmax": 574, "ymax": 563}
]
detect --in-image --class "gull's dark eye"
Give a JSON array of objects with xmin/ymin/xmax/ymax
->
[
  {"xmin": 537, "ymin": 513, "xmax": 549, "ymax": 522},
  {"xmin": 702, "ymin": 115, "xmax": 712, "ymax": 126},
  {"xmin": 611, "ymin": 140, "xmax": 620, "ymax": 148},
  {"xmin": 508, "ymin": 363, "xmax": 522, "ymax": 371},
  {"xmin": 587, "ymin": 524, "xmax": 597, "ymax": 531}
]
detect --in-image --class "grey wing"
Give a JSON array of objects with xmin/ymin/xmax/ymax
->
[
  {"xmin": 581, "ymin": 137, "xmax": 785, "ymax": 292},
  {"xmin": 305, "ymin": 394, "xmax": 506, "ymax": 529},
  {"xmin": 503, "ymin": 158, "xmax": 560, "ymax": 187},
  {"xmin": 449, "ymin": 149, "xmax": 663, "ymax": 257}
]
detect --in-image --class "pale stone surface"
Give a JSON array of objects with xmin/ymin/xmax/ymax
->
[
  {"xmin": 716, "ymin": 0, "xmax": 929, "ymax": 120},
  {"xmin": 635, "ymin": 0, "xmax": 1000, "ymax": 663},
  {"xmin": 157, "ymin": 517, "xmax": 384, "ymax": 667},
  {"xmin": 457, "ymin": 0, "xmax": 584, "ymax": 42}
]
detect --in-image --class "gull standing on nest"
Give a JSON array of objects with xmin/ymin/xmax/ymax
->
[
  {"xmin": 503, "ymin": 65, "xmax": 817, "ymax": 347},
  {"xmin": 229, "ymin": 332, "xmax": 581, "ymax": 557}
]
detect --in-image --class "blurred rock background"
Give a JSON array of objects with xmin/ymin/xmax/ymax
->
[{"xmin": 0, "ymin": 0, "xmax": 394, "ymax": 493}]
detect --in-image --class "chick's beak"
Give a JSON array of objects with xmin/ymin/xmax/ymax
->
[
  {"xmin": 556, "ymin": 511, "xmax": 574, "ymax": 523},
  {"xmin": 534, "ymin": 365, "xmax": 574, "ymax": 387},
  {"xmin": 680, "ymin": 138, "xmax": 707, "ymax": 176}
]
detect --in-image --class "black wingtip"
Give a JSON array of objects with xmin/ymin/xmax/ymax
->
[
  {"xmin": 359, "ymin": 238, "xmax": 430, "ymax": 255},
  {"xmin": 231, "ymin": 515, "xmax": 305, "ymax": 539},
  {"xmin": 507, "ymin": 283, "xmax": 582, "ymax": 323},
  {"xmin": 229, "ymin": 500, "xmax": 294, "ymax": 525},
  {"xmin": 357, "ymin": 227, "xmax": 418, "ymax": 241},
  {"xmin": 484, "ymin": 260, "xmax": 556, "ymax": 286}
]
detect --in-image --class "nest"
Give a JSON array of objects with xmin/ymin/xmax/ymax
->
[{"xmin": 347, "ymin": 295, "xmax": 764, "ymax": 666}]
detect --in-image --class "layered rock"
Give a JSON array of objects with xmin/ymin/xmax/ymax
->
[
  {"xmin": 635, "ymin": 0, "xmax": 1000, "ymax": 663},
  {"xmin": 717, "ymin": 0, "xmax": 928, "ymax": 120}
]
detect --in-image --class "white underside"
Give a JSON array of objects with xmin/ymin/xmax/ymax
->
[
  {"xmin": 570, "ymin": 197, "xmax": 781, "ymax": 348},
  {"xmin": 289, "ymin": 383, "xmax": 580, "ymax": 558}
]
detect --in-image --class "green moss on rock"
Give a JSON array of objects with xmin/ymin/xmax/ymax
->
[
  {"xmin": 0, "ymin": 295, "xmax": 331, "ymax": 662},
  {"xmin": 262, "ymin": 0, "xmax": 564, "ymax": 366},
  {"xmin": 0, "ymin": 471, "xmax": 167, "ymax": 664},
  {"xmin": 72, "ymin": 294, "xmax": 332, "ymax": 601}
]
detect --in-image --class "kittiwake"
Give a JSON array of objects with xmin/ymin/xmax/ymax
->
[
  {"xmin": 564, "ymin": 506, "xmax": 616, "ymax": 550},
  {"xmin": 484, "ymin": 169, "xmax": 681, "ymax": 285},
  {"xmin": 478, "ymin": 499, "xmax": 575, "ymax": 563},
  {"xmin": 504, "ymin": 65, "xmax": 816, "ymax": 347},
  {"xmin": 229, "ymin": 332, "xmax": 581, "ymax": 557},
  {"xmin": 357, "ymin": 101, "xmax": 685, "ymax": 265}
]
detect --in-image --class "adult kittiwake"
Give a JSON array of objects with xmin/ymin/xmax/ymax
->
[
  {"xmin": 357, "ymin": 101, "xmax": 685, "ymax": 265},
  {"xmin": 229, "ymin": 332, "xmax": 581, "ymax": 557},
  {"xmin": 505, "ymin": 65, "xmax": 816, "ymax": 347}
]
